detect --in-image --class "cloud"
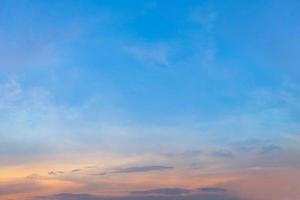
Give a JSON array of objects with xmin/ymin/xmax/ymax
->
[
  {"xmin": 131, "ymin": 188, "xmax": 191, "ymax": 196},
  {"xmin": 0, "ymin": 79, "xmax": 66, "ymax": 166},
  {"xmin": 113, "ymin": 166, "xmax": 173, "ymax": 173},
  {"xmin": 85, "ymin": 165, "xmax": 97, "ymax": 169},
  {"xmin": 71, "ymin": 169, "xmax": 81, "ymax": 173},
  {"xmin": 123, "ymin": 43, "xmax": 172, "ymax": 66},
  {"xmin": 92, "ymin": 165, "xmax": 174, "ymax": 176},
  {"xmin": 211, "ymin": 150, "xmax": 234, "ymax": 159},
  {"xmin": 33, "ymin": 193, "xmax": 94, "ymax": 200},
  {"xmin": 26, "ymin": 173, "xmax": 42, "ymax": 181},
  {"xmin": 231, "ymin": 139, "xmax": 264, "ymax": 153},
  {"xmin": 0, "ymin": 0, "xmax": 91, "ymax": 71},
  {"xmin": 90, "ymin": 172, "xmax": 108, "ymax": 176},
  {"xmin": 199, "ymin": 187, "xmax": 226, "ymax": 193},
  {"xmin": 89, "ymin": 165, "xmax": 174, "ymax": 177},
  {"xmin": 190, "ymin": 5, "xmax": 217, "ymax": 33},
  {"xmin": 0, "ymin": 180, "xmax": 42, "ymax": 196},
  {"xmin": 259, "ymin": 144, "xmax": 281, "ymax": 154},
  {"xmin": 230, "ymin": 138, "xmax": 282, "ymax": 155},
  {"xmin": 163, "ymin": 150, "xmax": 201, "ymax": 158},
  {"xmin": 48, "ymin": 171, "xmax": 64, "ymax": 176},
  {"xmin": 32, "ymin": 192, "xmax": 240, "ymax": 200}
]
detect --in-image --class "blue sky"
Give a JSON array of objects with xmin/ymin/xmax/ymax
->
[
  {"xmin": 1, "ymin": 0, "xmax": 299, "ymax": 156},
  {"xmin": 0, "ymin": 1, "xmax": 300, "ymax": 200}
]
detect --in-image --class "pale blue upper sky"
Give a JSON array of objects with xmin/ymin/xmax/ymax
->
[{"xmin": 0, "ymin": 0, "xmax": 300, "ymax": 163}]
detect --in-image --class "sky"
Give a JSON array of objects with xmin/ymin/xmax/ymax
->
[{"xmin": 0, "ymin": 0, "xmax": 300, "ymax": 200}]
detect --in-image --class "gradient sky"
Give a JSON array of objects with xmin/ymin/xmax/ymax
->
[{"xmin": 1, "ymin": 0, "xmax": 300, "ymax": 200}]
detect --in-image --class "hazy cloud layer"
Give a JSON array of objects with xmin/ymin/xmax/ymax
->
[
  {"xmin": 0, "ymin": 181, "xmax": 42, "ymax": 196},
  {"xmin": 32, "ymin": 192, "xmax": 240, "ymax": 200}
]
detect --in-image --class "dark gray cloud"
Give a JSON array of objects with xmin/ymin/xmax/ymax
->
[
  {"xmin": 90, "ymin": 172, "xmax": 107, "ymax": 176},
  {"xmin": 92, "ymin": 165, "xmax": 173, "ymax": 176},
  {"xmin": 131, "ymin": 188, "xmax": 191, "ymax": 196},
  {"xmin": 32, "ymin": 192, "xmax": 240, "ymax": 200},
  {"xmin": 199, "ymin": 187, "xmax": 227, "ymax": 193}
]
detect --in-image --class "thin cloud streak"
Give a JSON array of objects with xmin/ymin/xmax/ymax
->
[{"xmin": 91, "ymin": 165, "xmax": 174, "ymax": 176}]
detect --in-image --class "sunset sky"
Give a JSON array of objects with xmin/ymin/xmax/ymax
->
[{"xmin": 1, "ymin": 0, "xmax": 300, "ymax": 200}]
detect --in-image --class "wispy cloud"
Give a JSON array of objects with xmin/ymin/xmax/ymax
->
[
  {"xmin": 190, "ymin": 5, "xmax": 218, "ymax": 33},
  {"xmin": 48, "ymin": 171, "xmax": 64, "ymax": 176},
  {"xmin": 199, "ymin": 187, "xmax": 226, "ymax": 193},
  {"xmin": 131, "ymin": 188, "xmax": 191, "ymax": 196},
  {"xmin": 113, "ymin": 166, "xmax": 173, "ymax": 173},
  {"xmin": 71, "ymin": 169, "xmax": 81, "ymax": 173},
  {"xmin": 211, "ymin": 150, "xmax": 234, "ymax": 159},
  {"xmin": 123, "ymin": 43, "xmax": 172, "ymax": 66},
  {"xmin": 230, "ymin": 138, "xmax": 282, "ymax": 155},
  {"xmin": 92, "ymin": 165, "xmax": 173, "ymax": 176},
  {"xmin": 163, "ymin": 150, "xmax": 202, "ymax": 158},
  {"xmin": 259, "ymin": 144, "xmax": 281, "ymax": 154}
]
